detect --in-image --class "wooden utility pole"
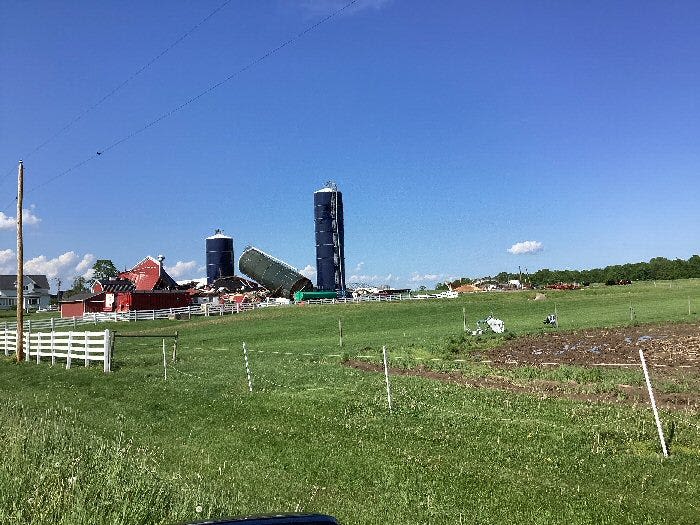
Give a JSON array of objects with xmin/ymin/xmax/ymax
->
[{"xmin": 16, "ymin": 160, "xmax": 24, "ymax": 362}]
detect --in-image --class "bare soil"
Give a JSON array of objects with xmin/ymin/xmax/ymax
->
[
  {"xmin": 483, "ymin": 322, "xmax": 700, "ymax": 369},
  {"xmin": 346, "ymin": 322, "xmax": 700, "ymax": 411}
]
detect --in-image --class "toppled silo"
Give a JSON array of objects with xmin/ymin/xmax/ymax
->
[{"xmin": 238, "ymin": 246, "xmax": 313, "ymax": 299}]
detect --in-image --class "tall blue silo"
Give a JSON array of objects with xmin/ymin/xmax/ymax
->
[
  {"xmin": 314, "ymin": 182, "xmax": 345, "ymax": 292},
  {"xmin": 206, "ymin": 230, "xmax": 234, "ymax": 284}
]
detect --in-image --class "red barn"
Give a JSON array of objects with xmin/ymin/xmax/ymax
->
[{"xmin": 60, "ymin": 256, "xmax": 191, "ymax": 317}]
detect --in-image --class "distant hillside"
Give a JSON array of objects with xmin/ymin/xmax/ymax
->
[{"xmin": 436, "ymin": 255, "xmax": 700, "ymax": 289}]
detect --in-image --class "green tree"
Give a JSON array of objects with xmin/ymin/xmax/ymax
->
[
  {"xmin": 92, "ymin": 259, "xmax": 119, "ymax": 282},
  {"xmin": 68, "ymin": 276, "xmax": 90, "ymax": 296}
]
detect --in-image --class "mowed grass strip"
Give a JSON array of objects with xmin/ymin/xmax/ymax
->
[{"xmin": 0, "ymin": 280, "xmax": 699, "ymax": 524}]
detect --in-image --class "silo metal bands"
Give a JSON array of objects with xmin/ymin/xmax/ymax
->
[
  {"xmin": 314, "ymin": 183, "xmax": 345, "ymax": 292},
  {"xmin": 238, "ymin": 246, "xmax": 313, "ymax": 299},
  {"xmin": 206, "ymin": 230, "xmax": 234, "ymax": 285}
]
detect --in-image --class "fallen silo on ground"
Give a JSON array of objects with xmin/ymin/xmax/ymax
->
[{"xmin": 238, "ymin": 246, "xmax": 313, "ymax": 299}]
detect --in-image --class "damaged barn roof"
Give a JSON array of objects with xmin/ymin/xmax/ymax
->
[{"xmin": 210, "ymin": 275, "xmax": 263, "ymax": 293}]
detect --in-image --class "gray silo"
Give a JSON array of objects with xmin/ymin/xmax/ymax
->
[
  {"xmin": 238, "ymin": 246, "xmax": 313, "ymax": 299},
  {"xmin": 206, "ymin": 229, "xmax": 234, "ymax": 285},
  {"xmin": 314, "ymin": 182, "xmax": 345, "ymax": 292}
]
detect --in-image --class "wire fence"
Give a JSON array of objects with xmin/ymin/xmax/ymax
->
[{"xmin": 2, "ymin": 291, "xmax": 458, "ymax": 332}]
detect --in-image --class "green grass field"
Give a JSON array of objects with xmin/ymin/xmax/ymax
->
[{"xmin": 1, "ymin": 280, "xmax": 699, "ymax": 524}]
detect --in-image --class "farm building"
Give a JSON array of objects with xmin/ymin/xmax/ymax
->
[
  {"xmin": 0, "ymin": 274, "xmax": 51, "ymax": 310},
  {"xmin": 60, "ymin": 256, "xmax": 190, "ymax": 317}
]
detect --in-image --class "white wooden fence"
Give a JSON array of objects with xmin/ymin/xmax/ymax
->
[
  {"xmin": 1, "ymin": 329, "xmax": 112, "ymax": 373},
  {"xmin": 1, "ymin": 291, "xmax": 457, "ymax": 333}
]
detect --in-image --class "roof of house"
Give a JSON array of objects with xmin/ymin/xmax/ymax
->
[
  {"xmin": 95, "ymin": 279, "xmax": 135, "ymax": 292},
  {"xmin": 0, "ymin": 274, "xmax": 50, "ymax": 290},
  {"xmin": 60, "ymin": 292, "xmax": 101, "ymax": 303}
]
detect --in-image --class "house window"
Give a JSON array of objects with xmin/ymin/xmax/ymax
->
[{"xmin": 28, "ymin": 298, "xmax": 39, "ymax": 305}]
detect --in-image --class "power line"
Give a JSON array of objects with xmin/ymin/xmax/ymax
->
[
  {"xmin": 19, "ymin": 0, "xmax": 359, "ymax": 200},
  {"xmin": 0, "ymin": 0, "xmax": 234, "ymax": 184}
]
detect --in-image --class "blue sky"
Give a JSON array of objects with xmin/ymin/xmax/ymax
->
[{"xmin": 1, "ymin": 0, "xmax": 699, "ymax": 290}]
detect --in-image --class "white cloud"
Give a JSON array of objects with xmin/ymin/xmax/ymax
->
[
  {"xmin": 24, "ymin": 207, "xmax": 41, "ymax": 226},
  {"xmin": 297, "ymin": 0, "xmax": 391, "ymax": 16},
  {"xmin": 165, "ymin": 260, "xmax": 198, "ymax": 280},
  {"xmin": 0, "ymin": 250, "xmax": 97, "ymax": 289},
  {"xmin": 0, "ymin": 208, "xmax": 42, "ymax": 230},
  {"xmin": 0, "ymin": 249, "xmax": 13, "ymax": 264},
  {"xmin": 24, "ymin": 252, "xmax": 78, "ymax": 279},
  {"xmin": 354, "ymin": 261, "xmax": 365, "ymax": 272},
  {"xmin": 507, "ymin": 240, "xmax": 543, "ymax": 255},
  {"xmin": 2, "ymin": 251, "xmax": 92, "ymax": 288},
  {"xmin": 348, "ymin": 273, "xmax": 378, "ymax": 283},
  {"xmin": 75, "ymin": 254, "xmax": 96, "ymax": 277},
  {"xmin": 410, "ymin": 272, "xmax": 441, "ymax": 283},
  {"xmin": 299, "ymin": 264, "xmax": 317, "ymax": 280},
  {"xmin": 348, "ymin": 273, "xmax": 400, "ymax": 286}
]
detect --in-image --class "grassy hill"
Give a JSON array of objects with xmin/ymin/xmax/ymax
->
[{"xmin": 1, "ymin": 280, "xmax": 698, "ymax": 524}]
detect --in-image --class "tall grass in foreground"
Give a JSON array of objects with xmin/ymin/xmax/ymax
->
[{"xmin": 0, "ymin": 400, "xmax": 221, "ymax": 525}]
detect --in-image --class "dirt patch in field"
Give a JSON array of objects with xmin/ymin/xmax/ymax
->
[
  {"xmin": 482, "ymin": 322, "xmax": 700, "ymax": 368},
  {"xmin": 346, "ymin": 359, "xmax": 700, "ymax": 410},
  {"xmin": 345, "ymin": 322, "xmax": 700, "ymax": 411}
]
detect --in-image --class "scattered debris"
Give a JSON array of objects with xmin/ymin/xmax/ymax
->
[
  {"xmin": 543, "ymin": 314, "xmax": 558, "ymax": 326},
  {"xmin": 545, "ymin": 282, "xmax": 582, "ymax": 290},
  {"xmin": 453, "ymin": 284, "xmax": 482, "ymax": 293},
  {"xmin": 605, "ymin": 279, "xmax": 632, "ymax": 286},
  {"xmin": 471, "ymin": 315, "xmax": 506, "ymax": 335}
]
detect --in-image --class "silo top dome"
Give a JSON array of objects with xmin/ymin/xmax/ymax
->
[
  {"xmin": 315, "ymin": 181, "xmax": 339, "ymax": 193},
  {"xmin": 207, "ymin": 229, "xmax": 232, "ymax": 240}
]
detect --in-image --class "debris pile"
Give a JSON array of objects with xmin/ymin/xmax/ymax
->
[
  {"xmin": 471, "ymin": 315, "xmax": 506, "ymax": 335},
  {"xmin": 543, "ymin": 314, "xmax": 558, "ymax": 326}
]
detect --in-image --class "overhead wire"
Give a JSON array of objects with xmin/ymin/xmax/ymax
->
[
  {"xmin": 6, "ymin": 0, "xmax": 359, "ymax": 209},
  {"xmin": 0, "ymin": 0, "xmax": 234, "ymax": 184}
]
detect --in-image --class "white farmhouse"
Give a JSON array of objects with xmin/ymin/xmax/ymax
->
[{"xmin": 0, "ymin": 275, "xmax": 51, "ymax": 310}]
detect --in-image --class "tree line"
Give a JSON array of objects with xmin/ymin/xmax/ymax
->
[{"xmin": 436, "ymin": 255, "xmax": 700, "ymax": 289}]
